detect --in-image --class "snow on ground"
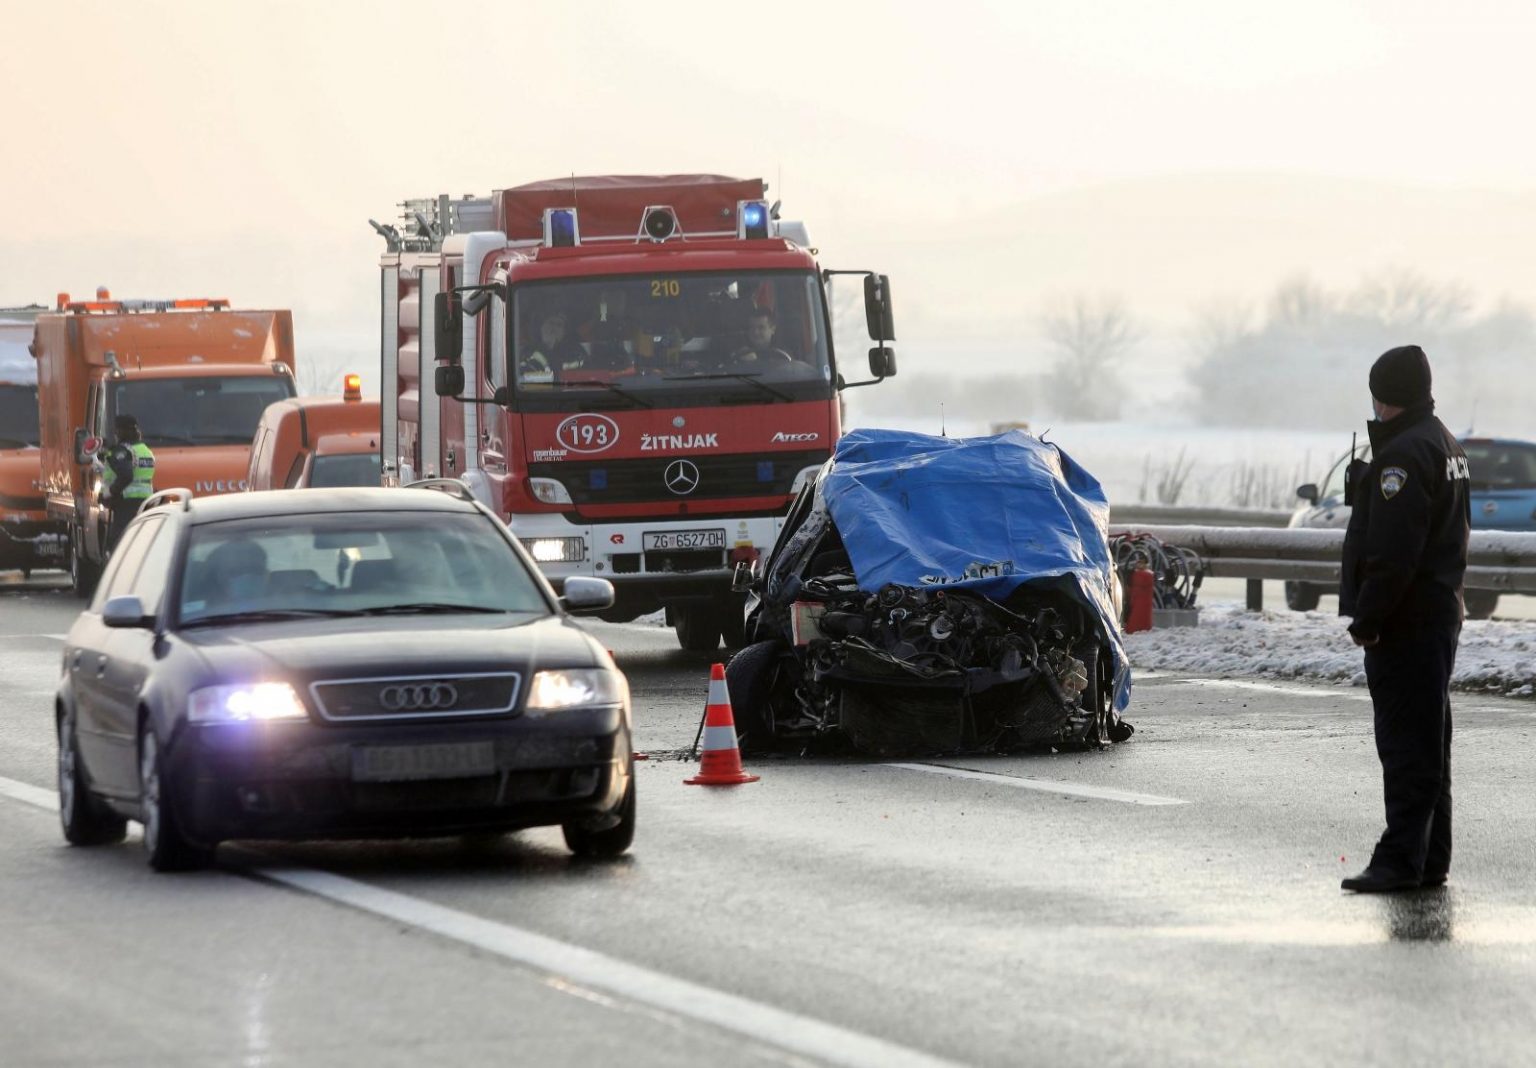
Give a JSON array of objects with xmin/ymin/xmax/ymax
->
[{"xmin": 1127, "ymin": 601, "xmax": 1536, "ymax": 699}]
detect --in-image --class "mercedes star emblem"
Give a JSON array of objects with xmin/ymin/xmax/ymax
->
[{"xmin": 664, "ymin": 459, "xmax": 701, "ymax": 495}]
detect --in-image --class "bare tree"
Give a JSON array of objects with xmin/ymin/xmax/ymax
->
[
  {"xmin": 1038, "ymin": 294, "xmax": 1138, "ymax": 421},
  {"xmin": 1188, "ymin": 297, "xmax": 1254, "ymax": 353},
  {"xmin": 292, "ymin": 358, "xmax": 343, "ymax": 396},
  {"xmin": 1347, "ymin": 267, "xmax": 1470, "ymax": 332}
]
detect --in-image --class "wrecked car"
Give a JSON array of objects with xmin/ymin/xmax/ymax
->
[{"xmin": 728, "ymin": 428, "xmax": 1133, "ymax": 757}]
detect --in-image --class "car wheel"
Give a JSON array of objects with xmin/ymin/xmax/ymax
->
[
  {"xmin": 1284, "ymin": 581, "xmax": 1321, "ymax": 612},
  {"xmin": 138, "ymin": 725, "xmax": 213, "ymax": 872},
  {"xmin": 58, "ymin": 707, "xmax": 127, "ymax": 846},
  {"xmin": 562, "ymin": 777, "xmax": 635, "ymax": 859},
  {"xmin": 1464, "ymin": 589, "xmax": 1499, "ymax": 620},
  {"xmin": 70, "ymin": 525, "xmax": 100, "ymax": 599},
  {"xmin": 726, "ymin": 640, "xmax": 789, "ymax": 754},
  {"xmin": 674, "ymin": 603, "xmax": 722, "ymax": 652}
]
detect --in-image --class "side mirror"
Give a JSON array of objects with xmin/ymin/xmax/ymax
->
[
  {"xmin": 435, "ymin": 364, "xmax": 465, "ymax": 398},
  {"xmin": 434, "ymin": 291, "xmax": 463, "ymax": 364},
  {"xmin": 867, "ymin": 346, "xmax": 897, "ymax": 379},
  {"xmin": 1296, "ymin": 483, "xmax": 1320, "ymax": 505},
  {"xmin": 560, "ymin": 576, "xmax": 615, "ymax": 613},
  {"xmin": 863, "ymin": 273, "xmax": 896, "ymax": 342},
  {"xmin": 102, "ymin": 595, "xmax": 149, "ymax": 628}
]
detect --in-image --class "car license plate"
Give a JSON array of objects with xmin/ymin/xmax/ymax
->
[
  {"xmin": 643, "ymin": 528, "xmax": 726, "ymax": 551},
  {"xmin": 351, "ymin": 741, "xmax": 497, "ymax": 782}
]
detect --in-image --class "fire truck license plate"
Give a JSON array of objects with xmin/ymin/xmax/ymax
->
[{"xmin": 643, "ymin": 528, "xmax": 726, "ymax": 551}]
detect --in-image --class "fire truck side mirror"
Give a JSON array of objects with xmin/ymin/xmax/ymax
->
[
  {"xmin": 434, "ymin": 364, "xmax": 465, "ymax": 398},
  {"xmin": 867, "ymin": 347, "xmax": 897, "ymax": 379},
  {"xmin": 863, "ymin": 273, "xmax": 896, "ymax": 343},
  {"xmin": 434, "ymin": 291, "xmax": 462, "ymax": 363}
]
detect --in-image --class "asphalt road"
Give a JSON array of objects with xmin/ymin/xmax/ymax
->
[{"xmin": 3, "ymin": 570, "xmax": 1535, "ymax": 1067}]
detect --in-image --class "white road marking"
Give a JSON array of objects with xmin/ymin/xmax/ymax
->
[
  {"xmin": 1165, "ymin": 678, "xmax": 1372, "ymax": 702},
  {"xmin": 0, "ymin": 776, "xmax": 58, "ymax": 812},
  {"xmin": 0, "ymin": 774, "xmax": 962, "ymax": 1068},
  {"xmin": 886, "ymin": 762, "xmax": 1188, "ymax": 806}
]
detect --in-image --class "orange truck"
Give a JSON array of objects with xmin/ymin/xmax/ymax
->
[
  {"xmin": 247, "ymin": 374, "xmax": 382, "ymax": 490},
  {"xmin": 1, "ymin": 303, "xmax": 67, "ymax": 575},
  {"xmin": 33, "ymin": 293, "xmax": 297, "ymax": 593}
]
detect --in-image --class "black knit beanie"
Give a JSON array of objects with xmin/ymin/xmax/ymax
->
[{"xmin": 1369, "ymin": 345, "xmax": 1433, "ymax": 407}]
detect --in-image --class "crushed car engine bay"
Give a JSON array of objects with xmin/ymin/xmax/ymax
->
[{"xmin": 729, "ymin": 428, "xmax": 1134, "ymax": 757}]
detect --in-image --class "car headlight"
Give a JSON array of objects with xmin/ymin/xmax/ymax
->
[
  {"xmin": 524, "ymin": 669, "xmax": 626, "ymax": 714},
  {"xmin": 188, "ymin": 682, "xmax": 308, "ymax": 723}
]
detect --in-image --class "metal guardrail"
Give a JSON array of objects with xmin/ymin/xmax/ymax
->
[
  {"xmin": 1104, "ymin": 524, "xmax": 1536, "ymax": 609},
  {"xmin": 1108, "ymin": 505, "xmax": 1293, "ymax": 528}
]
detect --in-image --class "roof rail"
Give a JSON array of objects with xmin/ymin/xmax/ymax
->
[
  {"xmin": 404, "ymin": 477, "xmax": 476, "ymax": 503},
  {"xmin": 137, "ymin": 487, "xmax": 195, "ymax": 514}
]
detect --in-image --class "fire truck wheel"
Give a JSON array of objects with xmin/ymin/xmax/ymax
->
[
  {"xmin": 674, "ymin": 603, "xmax": 722, "ymax": 652},
  {"xmin": 719, "ymin": 594, "xmax": 748, "ymax": 648},
  {"xmin": 70, "ymin": 525, "xmax": 100, "ymax": 599}
]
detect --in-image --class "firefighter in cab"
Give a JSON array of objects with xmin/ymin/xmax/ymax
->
[{"xmin": 103, "ymin": 413, "xmax": 155, "ymax": 550}]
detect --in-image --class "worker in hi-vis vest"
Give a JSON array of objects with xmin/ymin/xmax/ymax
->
[{"xmin": 102, "ymin": 413, "xmax": 155, "ymax": 552}]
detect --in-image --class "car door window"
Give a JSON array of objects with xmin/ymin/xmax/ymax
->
[
  {"xmin": 126, "ymin": 517, "xmax": 178, "ymax": 614},
  {"xmin": 89, "ymin": 522, "xmax": 152, "ymax": 612},
  {"xmin": 101, "ymin": 517, "xmax": 162, "ymax": 605}
]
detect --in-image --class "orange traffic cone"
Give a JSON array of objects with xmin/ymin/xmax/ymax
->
[{"xmin": 685, "ymin": 663, "xmax": 760, "ymax": 786}]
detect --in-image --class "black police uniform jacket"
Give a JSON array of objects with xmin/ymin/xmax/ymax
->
[{"xmin": 1340, "ymin": 402, "xmax": 1470, "ymax": 643}]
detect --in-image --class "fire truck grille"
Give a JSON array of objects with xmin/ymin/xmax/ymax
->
[{"xmin": 529, "ymin": 450, "xmax": 824, "ymax": 505}]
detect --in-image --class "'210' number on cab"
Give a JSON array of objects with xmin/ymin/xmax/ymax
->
[{"xmin": 555, "ymin": 413, "xmax": 620, "ymax": 453}]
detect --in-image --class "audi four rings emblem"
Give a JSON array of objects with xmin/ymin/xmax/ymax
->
[
  {"xmin": 664, "ymin": 459, "xmax": 701, "ymax": 495},
  {"xmin": 379, "ymin": 682, "xmax": 459, "ymax": 712}
]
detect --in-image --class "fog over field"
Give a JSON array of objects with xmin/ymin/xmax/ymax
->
[{"xmin": 5, "ymin": 2, "xmax": 1536, "ymax": 513}]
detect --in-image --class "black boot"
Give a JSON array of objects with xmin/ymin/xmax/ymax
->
[{"xmin": 1341, "ymin": 865, "xmax": 1421, "ymax": 893}]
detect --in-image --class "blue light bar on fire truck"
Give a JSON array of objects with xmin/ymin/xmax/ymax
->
[
  {"xmin": 737, "ymin": 200, "xmax": 770, "ymax": 240},
  {"xmin": 542, "ymin": 208, "xmax": 580, "ymax": 248}
]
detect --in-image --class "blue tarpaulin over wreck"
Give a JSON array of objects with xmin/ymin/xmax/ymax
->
[{"xmin": 821, "ymin": 428, "xmax": 1132, "ymax": 710}]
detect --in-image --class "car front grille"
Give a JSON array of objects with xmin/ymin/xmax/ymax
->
[
  {"xmin": 309, "ymin": 672, "xmax": 521, "ymax": 722},
  {"xmin": 528, "ymin": 449, "xmax": 824, "ymax": 505}
]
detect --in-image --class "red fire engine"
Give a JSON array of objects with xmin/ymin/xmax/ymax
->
[{"xmin": 373, "ymin": 175, "xmax": 896, "ymax": 650}]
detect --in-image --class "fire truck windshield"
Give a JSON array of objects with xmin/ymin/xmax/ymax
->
[
  {"xmin": 108, "ymin": 375, "xmax": 296, "ymax": 448},
  {"xmin": 509, "ymin": 270, "xmax": 833, "ymax": 409},
  {"xmin": 0, "ymin": 383, "xmax": 40, "ymax": 448}
]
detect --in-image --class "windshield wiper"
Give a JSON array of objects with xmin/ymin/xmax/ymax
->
[
  {"xmin": 149, "ymin": 434, "xmax": 199, "ymax": 446},
  {"xmin": 664, "ymin": 372, "xmax": 792, "ymax": 402},
  {"xmin": 553, "ymin": 379, "xmax": 653, "ymax": 408},
  {"xmin": 181, "ymin": 608, "xmax": 360, "ymax": 627},
  {"xmin": 353, "ymin": 602, "xmax": 508, "ymax": 615},
  {"xmin": 0, "ymin": 436, "xmax": 32, "ymax": 448}
]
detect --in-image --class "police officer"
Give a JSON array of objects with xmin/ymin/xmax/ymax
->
[
  {"xmin": 1339, "ymin": 345, "xmax": 1470, "ymax": 893},
  {"xmin": 102, "ymin": 414, "xmax": 155, "ymax": 551}
]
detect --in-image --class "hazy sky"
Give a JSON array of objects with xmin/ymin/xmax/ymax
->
[{"xmin": 7, "ymin": 0, "xmax": 1536, "ymax": 378}]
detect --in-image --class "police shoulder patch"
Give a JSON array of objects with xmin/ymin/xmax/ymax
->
[{"xmin": 1380, "ymin": 466, "xmax": 1408, "ymax": 499}]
